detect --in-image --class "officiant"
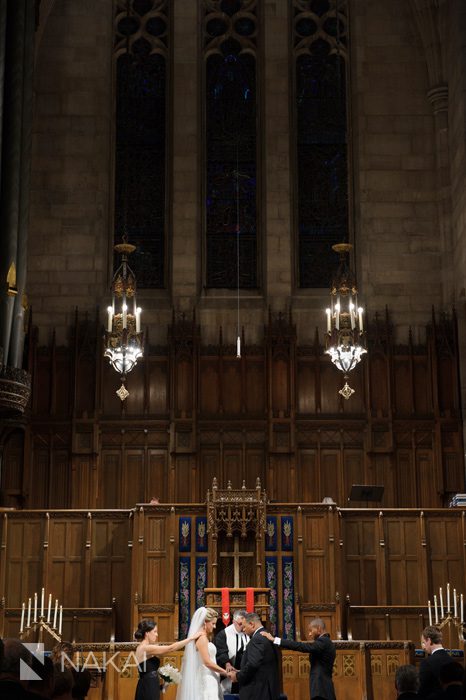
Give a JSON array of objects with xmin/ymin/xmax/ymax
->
[{"xmin": 215, "ymin": 609, "xmax": 249, "ymax": 694}]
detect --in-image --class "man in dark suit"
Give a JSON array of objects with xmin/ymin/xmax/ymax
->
[
  {"xmin": 430, "ymin": 661, "xmax": 465, "ymax": 700},
  {"xmin": 228, "ymin": 611, "xmax": 280, "ymax": 700},
  {"xmin": 395, "ymin": 664, "xmax": 419, "ymax": 699},
  {"xmin": 262, "ymin": 617, "xmax": 336, "ymax": 700},
  {"xmin": 418, "ymin": 626, "xmax": 452, "ymax": 700}
]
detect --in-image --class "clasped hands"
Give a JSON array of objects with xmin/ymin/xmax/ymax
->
[{"xmin": 226, "ymin": 662, "xmax": 239, "ymax": 681}]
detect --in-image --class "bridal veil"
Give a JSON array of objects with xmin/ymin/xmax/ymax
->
[{"xmin": 176, "ymin": 606, "xmax": 207, "ymax": 700}]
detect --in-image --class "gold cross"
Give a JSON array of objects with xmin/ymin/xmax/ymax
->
[{"xmin": 219, "ymin": 536, "xmax": 254, "ymax": 588}]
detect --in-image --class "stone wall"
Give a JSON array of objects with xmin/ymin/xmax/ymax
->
[
  {"xmin": 28, "ymin": 0, "xmax": 113, "ymax": 344},
  {"xmin": 27, "ymin": 0, "xmax": 463, "ymax": 348}
]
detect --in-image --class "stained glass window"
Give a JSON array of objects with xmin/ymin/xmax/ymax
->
[
  {"xmin": 293, "ymin": 0, "xmax": 349, "ymax": 288},
  {"xmin": 203, "ymin": 0, "xmax": 259, "ymax": 289},
  {"xmin": 114, "ymin": 0, "xmax": 169, "ymax": 288}
]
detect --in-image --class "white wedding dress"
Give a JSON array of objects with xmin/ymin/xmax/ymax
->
[
  {"xmin": 198, "ymin": 642, "xmax": 222, "ymax": 700},
  {"xmin": 176, "ymin": 607, "xmax": 223, "ymax": 700}
]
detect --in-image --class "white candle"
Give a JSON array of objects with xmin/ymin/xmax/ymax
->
[
  {"xmin": 59, "ymin": 606, "xmax": 63, "ymax": 635},
  {"xmin": 335, "ymin": 302, "xmax": 340, "ymax": 330},
  {"xmin": 41, "ymin": 588, "xmax": 45, "ymax": 617},
  {"xmin": 349, "ymin": 303, "xmax": 355, "ymax": 329},
  {"xmin": 20, "ymin": 602, "xmax": 25, "ymax": 632},
  {"xmin": 47, "ymin": 594, "xmax": 52, "ymax": 623},
  {"xmin": 34, "ymin": 592, "xmax": 38, "ymax": 623},
  {"xmin": 107, "ymin": 306, "xmax": 113, "ymax": 332},
  {"xmin": 447, "ymin": 583, "xmax": 450, "ymax": 613},
  {"xmin": 136, "ymin": 307, "xmax": 141, "ymax": 333},
  {"xmin": 326, "ymin": 308, "xmax": 331, "ymax": 333},
  {"xmin": 428, "ymin": 600, "xmax": 432, "ymax": 626},
  {"xmin": 236, "ymin": 336, "xmax": 241, "ymax": 359},
  {"xmin": 122, "ymin": 301, "xmax": 127, "ymax": 329},
  {"xmin": 454, "ymin": 589, "xmax": 458, "ymax": 618},
  {"xmin": 461, "ymin": 594, "xmax": 464, "ymax": 623},
  {"xmin": 27, "ymin": 598, "xmax": 31, "ymax": 627},
  {"xmin": 358, "ymin": 307, "xmax": 364, "ymax": 332},
  {"xmin": 440, "ymin": 587, "xmax": 444, "ymax": 618},
  {"xmin": 434, "ymin": 594, "xmax": 438, "ymax": 623},
  {"xmin": 53, "ymin": 599, "xmax": 58, "ymax": 629}
]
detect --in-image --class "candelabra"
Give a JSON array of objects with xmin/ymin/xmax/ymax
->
[
  {"xmin": 19, "ymin": 588, "xmax": 63, "ymax": 643},
  {"xmin": 427, "ymin": 582, "xmax": 465, "ymax": 647}
]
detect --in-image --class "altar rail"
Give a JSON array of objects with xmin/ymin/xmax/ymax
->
[{"xmin": 68, "ymin": 641, "xmax": 415, "ymax": 700}]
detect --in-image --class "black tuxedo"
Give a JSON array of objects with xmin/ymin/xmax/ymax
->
[
  {"xmin": 279, "ymin": 633, "xmax": 336, "ymax": 700},
  {"xmin": 237, "ymin": 627, "xmax": 280, "ymax": 700},
  {"xmin": 418, "ymin": 649, "xmax": 452, "ymax": 700}
]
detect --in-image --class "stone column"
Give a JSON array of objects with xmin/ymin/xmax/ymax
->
[
  {"xmin": 264, "ymin": 0, "xmax": 292, "ymax": 309},
  {"xmin": 410, "ymin": 0, "xmax": 453, "ymax": 304},
  {"xmin": 10, "ymin": 0, "xmax": 35, "ymax": 367},
  {"xmin": 171, "ymin": 0, "xmax": 199, "ymax": 309},
  {"xmin": 0, "ymin": 0, "xmax": 35, "ymax": 369}
]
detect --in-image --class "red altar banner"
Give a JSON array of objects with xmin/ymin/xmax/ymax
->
[
  {"xmin": 246, "ymin": 587, "xmax": 254, "ymax": 613},
  {"xmin": 221, "ymin": 587, "xmax": 230, "ymax": 625}
]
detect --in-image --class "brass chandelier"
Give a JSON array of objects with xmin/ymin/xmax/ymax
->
[
  {"xmin": 325, "ymin": 243, "xmax": 366, "ymax": 399},
  {"xmin": 104, "ymin": 239, "xmax": 143, "ymax": 401}
]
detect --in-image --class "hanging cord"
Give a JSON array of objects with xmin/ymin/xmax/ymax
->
[{"xmin": 235, "ymin": 140, "xmax": 241, "ymax": 358}]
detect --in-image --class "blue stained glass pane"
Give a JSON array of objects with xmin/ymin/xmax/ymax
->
[
  {"xmin": 220, "ymin": 0, "xmax": 241, "ymax": 16},
  {"xmin": 234, "ymin": 17, "xmax": 255, "ymax": 36},
  {"xmin": 114, "ymin": 52, "xmax": 166, "ymax": 288},
  {"xmin": 206, "ymin": 17, "xmax": 228, "ymax": 37},
  {"xmin": 296, "ymin": 49, "xmax": 349, "ymax": 288},
  {"xmin": 295, "ymin": 17, "xmax": 317, "ymax": 37},
  {"xmin": 117, "ymin": 15, "xmax": 140, "ymax": 36},
  {"xmin": 205, "ymin": 51, "xmax": 257, "ymax": 288},
  {"xmin": 310, "ymin": 0, "xmax": 330, "ymax": 16},
  {"xmin": 146, "ymin": 16, "xmax": 166, "ymax": 37}
]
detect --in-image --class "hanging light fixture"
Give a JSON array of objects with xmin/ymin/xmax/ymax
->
[
  {"xmin": 325, "ymin": 243, "xmax": 366, "ymax": 399},
  {"xmin": 104, "ymin": 238, "xmax": 143, "ymax": 401}
]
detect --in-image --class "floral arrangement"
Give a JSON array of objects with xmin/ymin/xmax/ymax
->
[{"xmin": 159, "ymin": 663, "xmax": 182, "ymax": 692}]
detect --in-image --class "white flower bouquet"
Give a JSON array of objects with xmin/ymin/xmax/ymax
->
[{"xmin": 159, "ymin": 663, "xmax": 182, "ymax": 693}]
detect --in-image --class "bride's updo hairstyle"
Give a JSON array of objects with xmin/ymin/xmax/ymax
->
[
  {"xmin": 134, "ymin": 619, "xmax": 156, "ymax": 641},
  {"xmin": 204, "ymin": 608, "xmax": 218, "ymax": 623}
]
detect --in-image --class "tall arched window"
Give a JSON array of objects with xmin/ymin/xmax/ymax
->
[
  {"xmin": 203, "ymin": 0, "xmax": 259, "ymax": 289},
  {"xmin": 293, "ymin": 0, "xmax": 349, "ymax": 288},
  {"xmin": 114, "ymin": 0, "xmax": 169, "ymax": 288}
]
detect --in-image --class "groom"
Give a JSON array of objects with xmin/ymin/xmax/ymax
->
[{"xmin": 228, "ymin": 612, "xmax": 280, "ymax": 700}]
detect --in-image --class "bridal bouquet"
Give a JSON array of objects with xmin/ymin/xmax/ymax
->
[{"xmin": 159, "ymin": 663, "xmax": 182, "ymax": 693}]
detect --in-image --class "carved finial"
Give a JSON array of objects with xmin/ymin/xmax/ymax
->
[
  {"xmin": 212, "ymin": 477, "xmax": 218, "ymax": 490},
  {"xmin": 242, "ymin": 480, "xmax": 246, "ymax": 490},
  {"xmin": 227, "ymin": 481, "xmax": 232, "ymax": 490},
  {"xmin": 256, "ymin": 477, "xmax": 261, "ymax": 488}
]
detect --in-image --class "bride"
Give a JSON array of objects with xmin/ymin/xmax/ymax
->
[{"xmin": 176, "ymin": 607, "xmax": 229, "ymax": 700}]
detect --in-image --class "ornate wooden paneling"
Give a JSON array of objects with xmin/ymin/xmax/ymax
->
[
  {"xmin": 90, "ymin": 515, "xmax": 131, "ymax": 639},
  {"xmin": 142, "ymin": 515, "xmax": 172, "ymax": 603},
  {"xmin": 343, "ymin": 517, "xmax": 378, "ymax": 605},
  {"xmin": 426, "ymin": 514, "xmax": 464, "ymax": 591},
  {"xmin": 384, "ymin": 517, "xmax": 422, "ymax": 604},
  {"xmin": 49, "ymin": 517, "xmax": 85, "ymax": 606},
  {"xmin": 4, "ymin": 517, "xmax": 43, "ymax": 606},
  {"xmin": 98, "ymin": 451, "xmax": 122, "ymax": 508},
  {"xmin": 302, "ymin": 510, "xmax": 328, "ymax": 602},
  {"xmin": 1, "ymin": 311, "xmax": 463, "ymax": 511}
]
